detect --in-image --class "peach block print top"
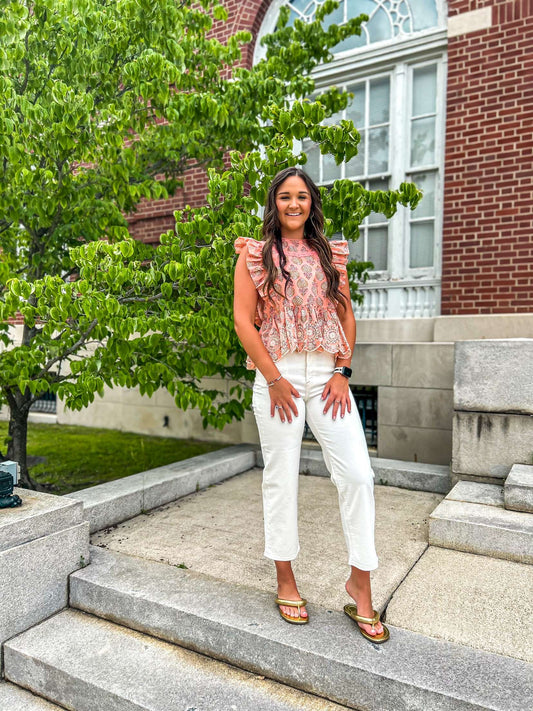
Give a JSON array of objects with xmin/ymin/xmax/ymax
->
[{"xmin": 234, "ymin": 236, "xmax": 352, "ymax": 370}]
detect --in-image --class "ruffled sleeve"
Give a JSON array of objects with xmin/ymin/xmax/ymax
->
[
  {"xmin": 330, "ymin": 240, "xmax": 349, "ymax": 287},
  {"xmin": 234, "ymin": 237, "xmax": 266, "ymax": 295}
]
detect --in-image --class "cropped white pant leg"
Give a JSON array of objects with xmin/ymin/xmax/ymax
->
[{"xmin": 252, "ymin": 350, "xmax": 378, "ymax": 571}]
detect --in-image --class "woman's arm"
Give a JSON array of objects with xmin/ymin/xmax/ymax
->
[
  {"xmin": 320, "ymin": 276, "xmax": 356, "ymax": 419},
  {"xmin": 233, "ymin": 246, "xmax": 301, "ymax": 422}
]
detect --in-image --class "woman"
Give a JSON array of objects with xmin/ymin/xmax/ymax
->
[{"xmin": 233, "ymin": 167, "xmax": 389, "ymax": 643}]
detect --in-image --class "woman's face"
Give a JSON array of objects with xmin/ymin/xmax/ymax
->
[{"xmin": 275, "ymin": 175, "xmax": 312, "ymax": 237}]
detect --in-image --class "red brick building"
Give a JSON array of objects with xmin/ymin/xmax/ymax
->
[{"xmin": 130, "ymin": 0, "xmax": 533, "ymax": 320}]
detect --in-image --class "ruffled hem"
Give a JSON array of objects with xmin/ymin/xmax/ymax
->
[
  {"xmin": 245, "ymin": 303, "xmax": 351, "ymax": 370},
  {"xmin": 234, "ymin": 236, "xmax": 266, "ymax": 294}
]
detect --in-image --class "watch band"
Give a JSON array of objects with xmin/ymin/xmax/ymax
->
[{"xmin": 333, "ymin": 366, "xmax": 352, "ymax": 379}]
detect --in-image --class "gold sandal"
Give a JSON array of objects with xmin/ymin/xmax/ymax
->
[
  {"xmin": 343, "ymin": 603, "xmax": 390, "ymax": 643},
  {"xmin": 275, "ymin": 597, "xmax": 309, "ymax": 625}
]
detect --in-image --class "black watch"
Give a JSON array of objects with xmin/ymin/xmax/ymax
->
[{"xmin": 333, "ymin": 366, "xmax": 352, "ymax": 379}]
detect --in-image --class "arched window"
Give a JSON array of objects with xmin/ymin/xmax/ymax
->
[{"xmin": 255, "ymin": 1, "xmax": 448, "ymax": 318}]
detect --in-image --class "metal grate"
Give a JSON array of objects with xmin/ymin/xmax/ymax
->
[
  {"xmin": 302, "ymin": 385, "xmax": 378, "ymax": 447},
  {"xmin": 31, "ymin": 391, "xmax": 57, "ymax": 414}
]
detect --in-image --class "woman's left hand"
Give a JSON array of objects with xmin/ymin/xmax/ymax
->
[{"xmin": 321, "ymin": 374, "xmax": 352, "ymax": 420}]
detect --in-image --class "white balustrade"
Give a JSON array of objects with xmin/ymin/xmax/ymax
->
[{"xmin": 354, "ymin": 279, "xmax": 441, "ymax": 318}]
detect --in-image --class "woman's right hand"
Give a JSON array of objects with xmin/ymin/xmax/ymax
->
[{"xmin": 269, "ymin": 377, "xmax": 301, "ymax": 423}]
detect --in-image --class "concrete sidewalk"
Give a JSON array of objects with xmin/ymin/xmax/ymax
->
[{"xmin": 91, "ymin": 468, "xmax": 533, "ymax": 665}]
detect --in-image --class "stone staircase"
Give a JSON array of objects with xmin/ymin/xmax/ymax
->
[
  {"xmin": 2, "ymin": 545, "xmax": 531, "ymax": 711},
  {"xmin": 429, "ymin": 463, "xmax": 533, "ymax": 563}
]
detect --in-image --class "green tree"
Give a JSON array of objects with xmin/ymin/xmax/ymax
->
[{"xmin": 0, "ymin": 0, "xmax": 421, "ymax": 489}]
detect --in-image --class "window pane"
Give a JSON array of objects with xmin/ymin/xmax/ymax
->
[
  {"xmin": 333, "ymin": 32, "xmax": 367, "ymax": 53},
  {"xmin": 323, "ymin": 0, "xmax": 344, "ymax": 28},
  {"xmin": 323, "ymin": 108, "xmax": 344, "ymax": 127},
  {"xmin": 346, "ymin": 131, "xmax": 365, "ymax": 177},
  {"xmin": 369, "ymin": 77, "xmax": 390, "ymax": 125},
  {"xmin": 349, "ymin": 237, "xmax": 364, "ymax": 262},
  {"xmin": 346, "ymin": 84, "xmax": 365, "ymax": 126},
  {"xmin": 413, "ymin": 65, "xmax": 437, "ymax": 116},
  {"xmin": 369, "ymin": 177, "xmax": 389, "ymax": 223},
  {"xmin": 410, "ymin": 172, "xmax": 435, "ymax": 218},
  {"xmin": 323, "ymin": 152, "xmax": 342, "ymax": 182},
  {"xmin": 410, "ymin": 222, "xmax": 434, "ymax": 267},
  {"xmin": 368, "ymin": 126, "xmax": 389, "ymax": 173},
  {"xmin": 368, "ymin": 226, "xmax": 388, "ymax": 270},
  {"xmin": 411, "ymin": 116, "xmax": 435, "ymax": 166},
  {"xmin": 368, "ymin": 8, "xmax": 392, "ymax": 43},
  {"xmin": 409, "ymin": 0, "xmax": 439, "ymax": 31},
  {"xmin": 347, "ymin": 0, "xmax": 375, "ymax": 17},
  {"xmin": 304, "ymin": 141, "xmax": 320, "ymax": 182}
]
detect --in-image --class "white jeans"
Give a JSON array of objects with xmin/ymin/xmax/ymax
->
[{"xmin": 252, "ymin": 350, "xmax": 378, "ymax": 571}]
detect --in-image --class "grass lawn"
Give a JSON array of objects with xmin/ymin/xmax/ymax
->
[{"xmin": 0, "ymin": 422, "xmax": 228, "ymax": 496}]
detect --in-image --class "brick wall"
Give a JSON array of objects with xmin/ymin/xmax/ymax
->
[
  {"xmin": 128, "ymin": 1, "xmax": 268, "ymax": 240},
  {"xmin": 442, "ymin": 0, "xmax": 533, "ymax": 314}
]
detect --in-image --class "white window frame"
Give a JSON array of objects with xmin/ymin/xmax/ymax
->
[{"xmin": 253, "ymin": 1, "xmax": 448, "ymax": 306}]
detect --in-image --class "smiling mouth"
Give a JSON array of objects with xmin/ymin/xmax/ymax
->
[{"xmin": 286, "ymin": 213, "xmax": 302, "ymax": 216}]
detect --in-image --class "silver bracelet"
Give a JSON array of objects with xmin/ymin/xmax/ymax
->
[{"xmin": 267, "ymin": 374, "xmax": 282, "ymax": 388}]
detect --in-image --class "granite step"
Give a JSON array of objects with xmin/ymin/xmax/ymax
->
[
  {"xmin": 0, "ymin": 681, "xmax": 65, "ymax": 710},
  {"xmin": 3, "ymin": 609, "xmax": 347, "ymax": 711},
  {"xmin": 429, "ymin": 481, "xmax": 533, "ymax": 563},
  {"xmin": 504, "ymin": 463, "xmax": 533, "ymax": 513},
  {"xmin": 64, "ymin": 545, "xmax": 531, "ymax": 711}
]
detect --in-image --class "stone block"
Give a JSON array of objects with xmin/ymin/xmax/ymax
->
[
  {"xmin": 378, "ymin": 424, "xmax": 452, "ymax": 465},
  {"xmin": 0, "ymin": 682, "xmax": 64, "ymax": 710},
  {"xmin": 378, "ymin": 386, "xmax": 453, "ymax": 430},
  {"xmin": 356, "ymin": 318, "xmax": 434, "ymax": 343},
  {"xmin": 65, "ymin": 547, "xmax": 533, "ymax": 711},
  {"xmin": 385, "ymin": 547, "xmax": 533, "ymax": 664},
  {"xmin": 445, "ymin": 481, "xmax": 504, "ymax": 508},
  {"xmin": 452, "ymin": 411, "xmax": 533, "ymax": 479},
  {"xmin": 433, "ymin": 313, "xmax": 533, "ymax": 342},
  {"xmin": 429, "ymin": 498, "xmax": 533, "ymax": 563},
  {"xmin": 0, "ymin": 522, "xmax": 89, "ymax": 654},
  {"xmin": 4, "ymin": 609, "xmax": 345, "ymax": 711},
  {"xmin": 0, "ymin": 488, "xmax": 83, "ymax": 552},
  {"xmin": 391, "ymin": 343, "xmax": 454, "ymax": 389},
  {"xmin": 68, "ymin": 445, "xmax": 256, "ymax": 532},
  {"xmin": 505, "ymin": 463, "xmax": 533, "ymax": 513},
  {"xmin": 454, "ymin": 339, "xmax": 533, "ymax": 414},
  {"xmin": 350, "ymin": 343, "xmax": 392, "ymax": 385},
  {"xmin": 371, "ymin": 457, "xmax": 451, "ymax": 494}
]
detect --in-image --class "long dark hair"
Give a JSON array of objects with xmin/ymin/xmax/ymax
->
[{"xmin": 262, "ymin": 167, "xmax": 347, "ymax": 311}]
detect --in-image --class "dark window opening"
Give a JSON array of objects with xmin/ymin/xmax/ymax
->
[{"xmin": 31, "ymin": 391, "xmax": 57, "ymax": 414}]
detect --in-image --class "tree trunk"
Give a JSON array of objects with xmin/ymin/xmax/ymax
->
[{"xmin": 6, "ymin": 387, "xmax": 36, "ymax": 490}]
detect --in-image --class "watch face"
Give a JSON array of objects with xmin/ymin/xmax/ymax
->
[{"xmin": 342, "ymin": 367, "xmax": 352, "ymax": 378}]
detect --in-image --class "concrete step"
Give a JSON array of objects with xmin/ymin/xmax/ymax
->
[
  {"xmin": 0, "ymin": 681, "xmax": 65, "ymax": 710},
  {"xmin": 504, "ymin": 463, "xmax": 533, "ymax": 513},
  {"xmin": 65, "ymin": 546, "xmax": 530, "ymax": 711},
  {"xmin": 4, "ymin": 609, "xmax": 347, "ymax": 711},
  {"xmin": 429, "ymin": 481, "xmax": 533, "ymax": 563},
  {"xmin": 258, "ymin": 448, "xmax": 451, "ymax": 494}
]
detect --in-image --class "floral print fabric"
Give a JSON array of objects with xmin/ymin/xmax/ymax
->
[{"xmin": 234, "ymin": 236, "xmax": 352, "ymax": 370}]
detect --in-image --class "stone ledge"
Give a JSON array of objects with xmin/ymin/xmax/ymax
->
[
  {"xmin": 65, "ymin": 546, "xmax": 531, "ymax": 711},
  {"xmin": 429, "ymin": 497, "xmax": 533, "ymax": 564},
  {"xmin": 66, "ymin": 444, "xmax": 257, "ymax": 533},
  {"xmin": 259, "ymin": 448, "xmax": 451, "ymax": 494},
  {"xmin": 0, "ymin": 489, "xmax": 84, "ymax": 552},
  {"xmin": 505, "ymin": 463, "xmax": 533, "ymax": 513}
]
